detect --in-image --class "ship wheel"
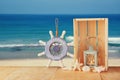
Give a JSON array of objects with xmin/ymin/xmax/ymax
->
[{"xmin": 45, "ymin": 37, "xmax": 67, "ymax": 61}]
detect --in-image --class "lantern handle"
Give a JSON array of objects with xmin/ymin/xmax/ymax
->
[{"xmin": 86, "ymin": 36, "xmax": 98, "ymax": 51}]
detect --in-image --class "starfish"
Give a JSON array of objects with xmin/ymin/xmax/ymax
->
[{"xmin": 73, "ymin": 59, "xmax": 83, "ymax": 71}]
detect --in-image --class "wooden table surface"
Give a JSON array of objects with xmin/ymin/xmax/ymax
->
[{"xmin": 0, "ymin": 67, "xmax": 120, "ymax": 80}]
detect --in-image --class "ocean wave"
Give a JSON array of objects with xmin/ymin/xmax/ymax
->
[
  {"xmin": 108, "ymin": 50, "xmax": 119, "ymax": 53},
  {"xmin": 0, "ymin": 44, "xmax": 40, "ymax": 48},
  {"xmin": 108, "ymin": 37, "xmax": 120, "ymax": 44},
  {"xmin": 66, "ymin": 36, "xmax": 120, "ymax": 44},
  {"xmin": 0, "ymin": 37, "xmax": 120, "ymax": 48},
  {"xmin": 65, "ymin": 36, "xmax": 74, "ymax": 42}
]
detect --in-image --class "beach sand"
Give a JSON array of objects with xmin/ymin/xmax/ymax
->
[
  {"xmin": 0, "ymin": 58, "xmax": 120, "ymax": 67},
  {"xmin": 0, "ymin": 58, "xmax": 74, "ymax": 67}
]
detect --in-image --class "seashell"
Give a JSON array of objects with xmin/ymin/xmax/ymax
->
[
  {"xmin": 82, "ymin": 66, "xmax": 90, "ymax": 72},
  {"xmin": 93, "ymin": 66, "xmax": 105, "ymax": 73}
]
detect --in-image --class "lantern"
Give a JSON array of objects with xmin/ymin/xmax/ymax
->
[{"xmin": 84, "ymin": 46, "xmax": 97, "ymax": 67}]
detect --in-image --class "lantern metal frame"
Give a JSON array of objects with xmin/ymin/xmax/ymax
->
[{"xmin": 84, "ymin": 46, "xmax": 98, "ymax": 67}]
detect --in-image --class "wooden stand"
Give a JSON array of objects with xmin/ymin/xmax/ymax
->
[{"xmin": 73, "ymin": 18, "xmax": 108, "ymax": 71}]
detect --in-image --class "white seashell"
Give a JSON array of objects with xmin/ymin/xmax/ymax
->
[
  {"xmin": 82, "ymin": 66, "xmax": 90, "ymax": 72},
  {"xmin": 93, "ymin": 66, "xmax": 105, "ymax": 73}
]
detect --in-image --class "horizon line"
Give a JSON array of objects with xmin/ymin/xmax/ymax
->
[{"xmin": 0, "ymin": 13, "xmax": 120, "ymax": 15}]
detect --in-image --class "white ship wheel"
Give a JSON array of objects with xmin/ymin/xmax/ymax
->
[
  {"xmin": 45, "ymin": 37, "xmax": 67, "ymax": 61},
  {"xmin": 38, "ymin": 18, "xmax": 73, "ymax": 68}
]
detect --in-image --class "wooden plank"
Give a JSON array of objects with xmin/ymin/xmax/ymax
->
[
  {"xmin": 98, "ymin": 20, "xmax": 106, "ymax": 67},
  {"xmin": 73, "ymin": 19, "xmax": 79, "ymax": 62},
  {"xmin": 88, "ymin": 20, "xmax": 97, "ymax": 50},
  {"xmin": 4, "ymin": 67, "xmax": 41, "ymax": 80},
  {"xmin": 98, "ymin": 19, "xmax": 108, "ymax": 70},
  {"xmin": 75, "ymin": 18, "xmax": 105, "ymax": 21},
  {"xmin": 0, "ymin": 67, "xmax": 120, "ymax": 80},
  {"xmin": 52, "ymin": 68, "xmax": 101, "ymax": 80},
  {"xmin": 0, "ymin": 66, "xmax": 57, "ymax": 80},
  {"xmin": 38, "ymin": 67, "xmax": 58, "ymax": 80},
  {"xmin": 79, "ymin": 21, "xmax": 87, "ymax": 63},
  {"xmin": 76, "ymin": 72, "xmax": 101, "ymax": 80},
  {"xmin": 52, "ymin": 68, "xmax": 76, "ymax": 80},
  {"xmin": 101, "ymin": 67, "xmax": 120, "ymax": 80},
  {"xmin": 105, "ymin": 18, "xmax": 108, "ymax": 70},
  {"xmin": 0, "ymin": 67, "xmax": 21, "ymax": 80}
]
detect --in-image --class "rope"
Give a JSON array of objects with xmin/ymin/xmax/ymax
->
[{"xmin": 55, "ymin": 18, "xmax": 59, "ymax": 37}]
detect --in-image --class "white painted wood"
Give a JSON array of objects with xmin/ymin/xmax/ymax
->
[
  {"xmin": 60, "ymin": 30, "xmax": 66, "ymax": 39},
  {"xmin": 49, "ymin": 30, "xmax": 54, "ymax": 39}
]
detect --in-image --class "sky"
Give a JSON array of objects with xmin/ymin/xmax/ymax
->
[{"xmin": 0, "ymin": 0, "xmax": 120, "ymax": 14}]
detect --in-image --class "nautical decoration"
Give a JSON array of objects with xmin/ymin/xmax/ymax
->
[
  {"xmin": 38, "ymin": 18, "xmax": 73, "ymax": 67},
  {"xmin": 82, "ymin": 66, "xmax": 90, "ymax": 72},
  {"xmin": 73, "ymin": 59, "xmax": 83, "ymax": 71},
  {"xmin": 45, "ymin": 37, "xmax": 67, "ymax": 61},
  {"xmin": 84, "ymin": 46, "xmax": 97, "ymax": 67},
  {"xmin": 73, "ymin": 18, "xmax": 108, "ymax": 71},
  {"xmin": 93, "ymin": 66, "xmax": 105, "ymax": 73}
]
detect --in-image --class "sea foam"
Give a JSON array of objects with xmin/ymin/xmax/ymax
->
[
  {"xmin": 66, "ymin": 36, "xmax": 120, "ymax": 44},
  {"xmin": 108, "ymin": 37, "xmax": 120, "ymax": 44},
  {"xmin": 0, "ymin": 44, "xmax": 40, "ymax": 48},
  {"xmin": 0, "ymin": 37, "xmax": 120, "ymax": 48},
  {"xmin": 65, "ymin": 36, "xmax": 74, "ymax": 42}
]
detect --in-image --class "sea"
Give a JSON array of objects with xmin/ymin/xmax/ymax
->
[{"xmin": 0, "ymin": 14, "xmax": 120, "ymax": 60}]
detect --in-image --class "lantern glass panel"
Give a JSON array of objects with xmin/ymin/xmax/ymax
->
[{"xmin": 86, "ymin": 54, "xmax": 95, "ymax": 66}]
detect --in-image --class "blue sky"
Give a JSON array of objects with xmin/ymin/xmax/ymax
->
[{"xmin": 0, "ymin": 0, "xmax": 120, "ymax": 14}]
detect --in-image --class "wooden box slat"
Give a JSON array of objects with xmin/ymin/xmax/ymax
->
[
  {"xmin": 73, "ymin": 19, "xmax": 79, "ymax": 61},
  {"xmin": 79, "ymin": 21, "xmax": 87, "ymax": 63},
  {"xmin": 98, "ymin": 20, "xmax": 105, "ymax": 67},
  {"xmin": 88, "ymin": 21, "xmax": 97, "ymax": 50}
]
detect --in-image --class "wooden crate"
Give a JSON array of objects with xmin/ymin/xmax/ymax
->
[{"xmin": 73, "ymin": 18, "xmax": 108, "ymax": 70}]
